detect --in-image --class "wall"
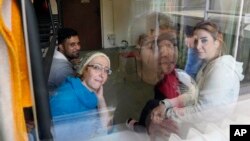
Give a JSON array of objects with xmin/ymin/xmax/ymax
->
[
  {"xmin": 101, "ymin": 0, "xmax": 134, "ymax": 48},
  {"xmin": 128, "ymin": 0, "xmax": 152, "ymax": 45},
  {"xmin": 101, "ymin": 0, "xmax": 115, "ymax": 48},
  {"xmin": 50, "ymin": 0, "xmax": 153, "ymax": 48},
  {"xmin": 113, "ymin": 0, "xmax": 154, "ymax": 47},
  {"xmin": 102, "ymin": 0, "xmax": 153, "ymax": 48},
  {"xmin": 113, "ymin": 0, "xmax": 132, "ymax": 47}
]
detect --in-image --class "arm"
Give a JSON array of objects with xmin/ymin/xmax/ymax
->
[
  {"xmin": 95, "ymin": 86, "xmax": 113, "ymax": 129},
  {"xmin": 151, "ymin": 88, "xmax": 197, "ymax": 124},
  {"xmin": 153, "ymin": 62, "xmax": 238, "ymax": 122}
]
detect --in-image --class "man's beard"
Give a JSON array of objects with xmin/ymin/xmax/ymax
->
[{"xmin": 66, "ymin": 52, "xmax": 79, "ymax": 60}]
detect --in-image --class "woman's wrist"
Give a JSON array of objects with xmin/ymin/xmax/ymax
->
[
  {"xmin": 160, "ymin": 99, "xmax": 172, "ymax": 118},
  {"xmin": 160, "ymin": 99, "xmax": 172, "ymax": 108}
]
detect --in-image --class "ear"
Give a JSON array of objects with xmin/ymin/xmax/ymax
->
[
  {"xmin": 58, "ymin": 44, "xmax": 64, "ymax": 52},
  {"xmin": 214, "ymin": 40, "xmax": 220, "ymax": 48},
  {"xmin": 81, "ymin": 67, "xmax": 89, "ymax": 79},
  {"xmin": 83, "ymin": 67, "xmax": 88, "ymax": 74}
]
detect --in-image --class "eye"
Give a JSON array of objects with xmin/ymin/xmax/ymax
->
[
  {"xmin": 88, "ymin": 64, "xmax": 112, "ymax": 75},
  {"xmin": 201, "ymin": 38, "xmax": 208, "ymax": 44},
  {"xmin": 92, "ymin": 65, "xmax": 102, "ymax": 71},
  {"xmin": 104, "ymin": 68, "xmax": 112, "ymax": 75}
]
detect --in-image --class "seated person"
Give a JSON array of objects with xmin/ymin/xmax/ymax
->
[
  {"xmin": 48, "ymin": 28, "xmax": 81, "ymax": 92},
  {"xmin": 126, "ymin": 31, "xmax": 193, "ymax": 132},
  {"xmin": 50, "ymin": 51, "xmax": 113, "ymax": 128},
  {"xmin": 150, "ymin": 21, "xmax": 244, "ymax": 138}
]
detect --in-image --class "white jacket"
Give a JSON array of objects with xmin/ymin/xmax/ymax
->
[{"xmin": 166, "ymin": 55, "xmax": 244, "ymax": 122}]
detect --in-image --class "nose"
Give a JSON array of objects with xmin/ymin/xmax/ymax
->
[
  {"xmin": 195, "ymin": 40, "xmax": 202, "ymax": 51},
  {"xmin": 98, "ymin": 70, "xmax": 107, "ymax": 79},
  {"xmin": 159, "ymin": 46, "xmax": 168, "ymax": 56},
  {"xmin": 76, "ymin": 44, "xmax": 81, "ymax": 51},
  {"xmin": 98, "ymin": 68, "xmax": 107, "ymax": 77}
]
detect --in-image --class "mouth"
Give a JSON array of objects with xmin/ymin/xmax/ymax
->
[
  {"xmin": 159, "ymin": 55, "xmax": 167, "ymax": 59},
  {"xmin": 74, "ymin": 52, "xmax": 80, "ymax": 55},
  {"xmin": 95, "ymin": 79, "xmax": 103, "ymax": 84},
  {"xmin": 197, "ymin": 51, "xmax": 204, "ymax": 55},
  {"xmin": 159, "ymin": 56, "xmax": 169, "ymax": 62}
]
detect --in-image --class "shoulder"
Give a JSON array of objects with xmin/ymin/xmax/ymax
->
[
  {"xmin": 53, "ymin": 77, "xmax": 81, "ymax": 99},
  {"xmin": 202, "ymin": 55, "xmax": 244, "ymax": 82},
  {"xmin": 63, "ymin": 77, "xmax": 81, "ymax": 85},
  {"xmin": 51, "ymin": 59, "xmax": 74, "ymax": 73},
  {"xmin": 214, "ymin": 55, "xmax": 234, "ymax": 64},
  {"xmin": 212, "ymin": 55, "xmax": 243, "ymax": 73},
  {"xmin": 57, "ymin": 77, "xmax": 80, "ymax": 88},
  {"xmin": 52, "ymin": 58, "xmax": 72, "ymax": 68},
  {"xmin": 207, "ymin": 55, "xmax": 234, "ymax": 70}
]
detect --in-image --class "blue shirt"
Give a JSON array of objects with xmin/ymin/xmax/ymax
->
[{"xmin": 50, "ymin": 77, "xmax": 98, "ymax": 117}]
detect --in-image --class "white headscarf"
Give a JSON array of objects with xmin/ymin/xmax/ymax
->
[{"xmin": 77, "ymin": 51, "xmax": 110, "ymax": 75}]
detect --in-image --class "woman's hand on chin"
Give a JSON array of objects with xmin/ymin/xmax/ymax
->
[{"xmin": 96, "ymin": 86, "xmax": 104, "ymax": 100}]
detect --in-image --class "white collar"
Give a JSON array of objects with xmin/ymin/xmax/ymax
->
[{"xmin": 53, "ymin": 50, "xmax": 68, "ymax": 61}]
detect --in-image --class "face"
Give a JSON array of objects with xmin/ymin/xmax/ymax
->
[
  {"xmin": 83, "ymin": 56, "xmax": 110, "ymax": 92},
  {"xmin": 194, "ymin": 29, "xmax": 219, "ymax": 61},
  {"xmin": 158, "ymin": 40, "xmax": 176, "ymax": 74},
  {"xmin": 59, "ymin": 36, "xmax": 81, "ymax": 60}
]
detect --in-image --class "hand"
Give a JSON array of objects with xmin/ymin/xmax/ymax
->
[
  {"xmin": 96, "ymin": 86, "xmax": 104, "ymax": 99},
  {"xmin": 184, "ymin": 36, "xmax": 195, "ymax": 48},
  {"xmin": 150, "ymin": 103, "xmax": 167, "ymax": 124},
  {"xmin": 148, "ymin": 118, "xmax": 179, "ymax": 138}
]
